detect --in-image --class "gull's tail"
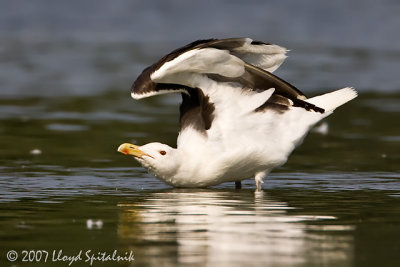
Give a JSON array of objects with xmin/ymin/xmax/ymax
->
[
  {"xmin": 307, "ymin": 87, "xmax": 358, "ymax": 114},
  {"xmin": 286, "ymin": 87, "xmax": 358, "ymax": 149}
]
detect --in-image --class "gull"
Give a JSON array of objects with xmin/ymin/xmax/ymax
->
[{"xmin": 118, "ymin": 38, "xmax": 357, "ymax": 191}]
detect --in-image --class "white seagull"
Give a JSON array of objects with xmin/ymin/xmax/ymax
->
[{"xmin": 118, "ymin": 38, "xmax": 357, "ymax": 191}]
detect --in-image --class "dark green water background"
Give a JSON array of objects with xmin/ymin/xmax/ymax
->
[{"xmin": 1, "ymin": 89, "xmax": 400, "ymax": 266}]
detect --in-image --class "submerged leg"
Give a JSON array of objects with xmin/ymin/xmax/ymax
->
[
  {"xmin": 235, "ymin": 181, "xmax": 242, "ymax": 189},
  {"xmin": 255, "ymin": 171, "xmax": 267, "ymax": 192}
]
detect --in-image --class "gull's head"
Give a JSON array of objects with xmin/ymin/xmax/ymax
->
[{"xmin": 118, "ymin": 142, "xmax": 181, "ymax": 179}]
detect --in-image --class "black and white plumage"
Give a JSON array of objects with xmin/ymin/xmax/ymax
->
[{"xmin": 118, "ymin": 38, "xmax": 357, "ymax": 191}]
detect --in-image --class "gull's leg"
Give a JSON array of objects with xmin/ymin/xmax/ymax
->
[
  {"xmin": 255, "ymin": 171, "xmax": 267, "ymax": 192},
  {"xmin": 235, "ymin": 181, "xmax": 242, "ymax": 189}
]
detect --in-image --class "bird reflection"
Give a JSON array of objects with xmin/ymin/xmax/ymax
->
[{"xmin": 118, "ymin": 189, "xmax": 353, "ymax": 266}]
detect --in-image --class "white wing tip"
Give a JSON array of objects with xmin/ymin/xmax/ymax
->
[
  {"xmin": 131, "ymin": 92, "xmax": 147, "ymax": 99},
  {"xmin": 131, "ymin": 89, "xmax": 190, "ymax": 100}
]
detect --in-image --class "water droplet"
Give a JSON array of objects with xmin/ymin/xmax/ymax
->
[{"xmin": 30, "ymin": 149, "xmax": 42, "ymax": 155}]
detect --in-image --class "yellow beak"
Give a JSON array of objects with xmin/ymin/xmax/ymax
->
[{"xmin": 117, "ymin": 143, "xmax": 152, "ymax": 158}]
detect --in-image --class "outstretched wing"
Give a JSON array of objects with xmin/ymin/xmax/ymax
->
[
  {"xmin": 131, "ymin": 38, "xmax": 299, "ymax": 98},
  {"xmin": 130, "ymin": 38, "xmax": 324, "ymax": 135}
]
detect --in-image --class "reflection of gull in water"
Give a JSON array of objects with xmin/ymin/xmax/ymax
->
[{"xmin": 118, "ymin": 190, "xmax": 354, "ymax": 266}]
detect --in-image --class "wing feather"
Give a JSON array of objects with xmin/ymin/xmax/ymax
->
[
  {"xmin": 131, "ymin": 38, "xmax": 289, "ymax": 99},
  {"xmin": 151, "ymin": 48, "xmax": 245, "ymax": 83},
  {"xmin": 130, "ymin": 38, "xmax": 324, "ymax": 134}
]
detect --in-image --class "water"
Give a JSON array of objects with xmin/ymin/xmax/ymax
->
[{"xmin": 1, "ymin": 1, "xmax": 400, "ymax": 266}]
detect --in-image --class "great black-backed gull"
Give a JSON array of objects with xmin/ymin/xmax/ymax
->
[{"xmin": 118, "ymin": 38, "xmax": 357, "ymax": 191}]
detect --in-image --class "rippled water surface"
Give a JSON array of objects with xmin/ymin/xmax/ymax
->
[{"xmin": 1, "ymin": 1, "xmax": 400, "ymax": 266}]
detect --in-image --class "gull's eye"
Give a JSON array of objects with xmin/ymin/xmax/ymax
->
[{"xmin": 159, "ymin": 151, "xmax": 167, "ymax": 156}]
